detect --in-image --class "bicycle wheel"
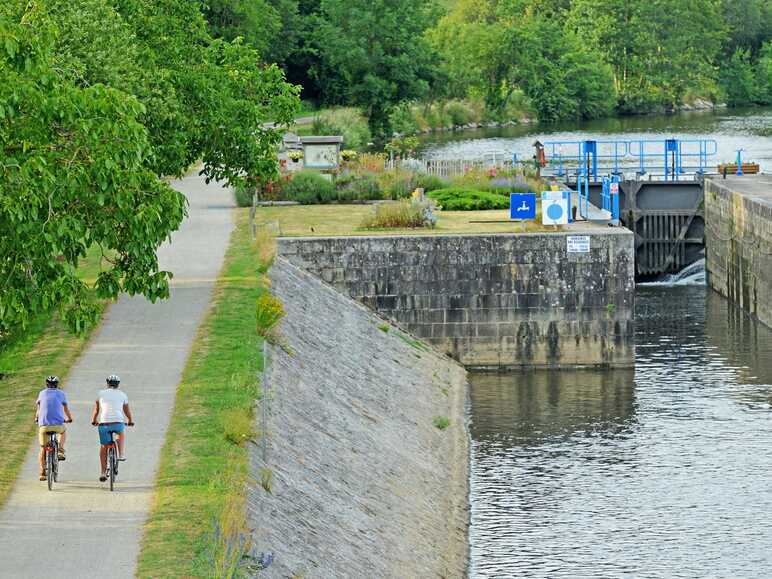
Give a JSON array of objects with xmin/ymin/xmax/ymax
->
[
  {"xmin": 52, "ymin": 442, "xmax": 59, "ymax": 483},
  {"xmin": 108, "ymin": 446, "xmax": 116, "ymax": 491},
  {"xmin": 46, "ymin": 446, "xmax": 54, "ymax": 491}
]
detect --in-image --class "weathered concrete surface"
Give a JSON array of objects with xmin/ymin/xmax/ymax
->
[
  {"xmin": 0, "ymin": 172, "xmax": 233, "ymax": 579},
  {"xmin": 248, "ymin": 258, "xmax": 468, "ymax": 578},
  {"xmin": 278, "ymin": 230, "xmax": 635, "ymax": 369},
  {"xmin": 705, "ymin": 175, "xmax": 772, "ymax": 328}
]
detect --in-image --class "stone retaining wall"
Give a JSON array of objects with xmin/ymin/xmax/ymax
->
[
  {"xmin": 278, "ymin": 231, "xmax": 635, "ymax": 368},
  {"xmin": 705, "ymin": 177, "xmax": 772, "ymax": 328},
  {"xmin": 247, "ymin": 258, "xmax": 468, "ymax": 578}
]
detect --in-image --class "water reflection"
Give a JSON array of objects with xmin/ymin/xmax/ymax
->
[{"xmin": 469, "ymin": 286, "xmax": 772, "ymax": 578}]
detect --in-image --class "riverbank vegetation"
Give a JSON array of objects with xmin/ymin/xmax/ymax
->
[
  {"xmin": 137, "ymin": 212, "xmax": 270, "ymax": 577},
  {"xmin": 205, "ymin": 0, "xmax": 772, "ymax": 140}
]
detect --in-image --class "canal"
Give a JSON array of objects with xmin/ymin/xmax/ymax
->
[
  {"xmin": 469, "ymin": 284, "xmax": 772, "ymax": 577},
  {"xmin": 420, "ymin": 107, "xmax": 772, "ymax": 172}
]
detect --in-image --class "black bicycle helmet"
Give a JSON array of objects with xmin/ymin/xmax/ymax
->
[
  {"xmin": 45, "ymin": 375, "xmax": 60, "ymax": 388},
  {"xmin": 106, "ymin": 374, "xmax": 121, "ymax": 387}
]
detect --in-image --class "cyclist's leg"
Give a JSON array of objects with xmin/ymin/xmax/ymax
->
[
  {"xmin": 37, "ymin": 427, "xmax": 47, "ymax": 479},
  {"xmin": 97, "ymin": 425, "xmax": 110, "ymax": 478},
  {"xmin": 113, "ymin": 423, "xmax": 126, "ymax": 459}
]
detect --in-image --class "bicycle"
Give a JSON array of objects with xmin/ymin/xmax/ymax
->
[
  {"xmin": 38, "ymin": 418, "xmax": 71, "ymax": 491},
  {"xmin": 43, "ymin": 431, "xmax": 59, "ymax": 491},
  {"xmin": 95, "ymin": 422, "xmax": 133, "ymax": 491}
]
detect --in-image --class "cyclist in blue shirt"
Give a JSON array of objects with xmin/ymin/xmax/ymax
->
[{"xmin": 35, "ymin": 376, "xmax": 73, "ymax": 481}]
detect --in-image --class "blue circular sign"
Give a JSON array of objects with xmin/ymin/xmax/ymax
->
[{"xmin": 546, "ymin": 202, "xmax": 564, "ymax": 221}]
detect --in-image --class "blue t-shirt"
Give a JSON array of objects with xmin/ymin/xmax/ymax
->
[{"xmin": 37, "ymin": 388, "xmax": 68, "ymax": 425}]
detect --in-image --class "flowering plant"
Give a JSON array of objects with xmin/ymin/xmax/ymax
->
[{"xmin": 287, "ymin": 150, "xmax": 303, "ymax": 161}]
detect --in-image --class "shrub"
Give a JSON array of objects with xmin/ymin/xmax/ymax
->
[
  {"xmin": 378, "ymin": 169, "xmax": 416, "ymax": 199},
  {"xmin": 255, "ymin": 293, "xmax": 285, "ymax": 342},
  {"xmin": 335, "ymin": 173, "xmax": 383, "ymax": 202},
  {"xmin": 414, "ymin": 174, "xmax": 449, "ymax": 192},
  {"xmin": 361, "ymin": 199, "xmax": 435, "ymax": 229},
  {"xmin": 312, "ymin": 107, "xmax": 371, "ymax": 150},
  {"xmin": 233, "ymin": 184, "xmax": 254, "ymax": 208},
  {"xmin": 389, "ymin": 102, "xmax": 420, "ymax": 135},
  {"xmin": 282, "ymin": 171, "xmax": 335, "ymax": 204},
  {"xmin": 445, "ymin": 101, "xmax": 474, "ymax": 126},
  {"xmin": 428, "ymin": 187, "xmax": 509, "ymax": 211}
]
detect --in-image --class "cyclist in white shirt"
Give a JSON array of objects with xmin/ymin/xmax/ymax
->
[{"xmin": 90, "ymin": 374, "xmax": 134, "ymax": 482}]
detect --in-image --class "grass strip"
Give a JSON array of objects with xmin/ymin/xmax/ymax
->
[
  {"xmin": 137, "ymin": 211, "xmax": 268, "ymax": 577},
  {"xmin": 0, "ymin": 311, "xmax": 101, "ymax": 505},
  {"xmin": 0, "ymin": 245, "xmax": 111, "ymax": 506}
]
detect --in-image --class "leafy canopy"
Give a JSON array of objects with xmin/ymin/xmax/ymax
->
[{"xmin": 1, "ymin": 0, "xmax": 299, "ymax": 337}]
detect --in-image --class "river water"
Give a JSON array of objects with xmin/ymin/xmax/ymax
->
[
  {"xmin": 468, "ymin": 286, "xmax": 772, "ymax": 577},
  {"xmin": 420, "ymin": 107, "xmax": 772, "ymax": 171}
]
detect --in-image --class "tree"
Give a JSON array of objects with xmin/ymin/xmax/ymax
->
[
  {"xmin": 720, "ymin": 49, "xmax": 757, "ymax": 106},
  {"xmin": 568, "ymin": 0, "xmax": 725, "ymax": 112},
  {"xmin": 1, "ymin": 0, "xmax": 300, "ymax": 337},
  {"xmin": 311, "ymin": 0, "xmax": 440, "ymax": 141},
  {"xmin": 202, "ymin": 0, "xmax": 282, "ymax": 58},
  {"xmin": 1, "ymin": 6, "xmax": 186, "ymax": 333}
]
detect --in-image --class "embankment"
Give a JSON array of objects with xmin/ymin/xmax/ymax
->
[{"xmin": 248, "ymin": 257, "xmax": 468, "ymax": 578}]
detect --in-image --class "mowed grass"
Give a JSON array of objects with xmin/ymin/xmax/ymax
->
[
  {"xmin": 254, "ymin": 203, "xmax": 556, "ymax": 236},
  {"xmin": 0, "ymin": 245, "xmax": 108, "ymax": 506},
  {"xmin": 137, "ymin": 211, "xmax": 266, "ymax": 577}
]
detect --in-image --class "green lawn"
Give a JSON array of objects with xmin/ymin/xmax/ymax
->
[
  {"xmin": 254, "ymin": 203, "xmax": 554, "ymax": 236},
  {"xmin": 0, "ymin": 245, "xmax": 108, "ymax": 506},
  {"xmin": 137, "ymin": 211, "xmax": 267, "ymax": 577}
]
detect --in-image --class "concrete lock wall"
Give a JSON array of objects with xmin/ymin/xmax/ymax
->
[
  {"xmin": 277, "ymin": 231, "xmax": 635, "ymax": 369},
  {"xmin": 705, "ymin": 178, "xmax": 772, "ymax": 328}
]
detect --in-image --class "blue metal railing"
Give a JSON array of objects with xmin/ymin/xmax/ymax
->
[{"xmin": 542, "ymin": 138, "xmax": 718, "ymax": 180}]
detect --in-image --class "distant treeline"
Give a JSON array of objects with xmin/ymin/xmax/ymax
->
[{"xmin": 206, "ymin": 0, "xmax": 772, "ymax": 136}]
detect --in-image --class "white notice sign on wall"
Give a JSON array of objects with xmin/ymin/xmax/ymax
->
[{"xmin": 567, "ymin": 235, "xmax": 590, "ymax": 253}]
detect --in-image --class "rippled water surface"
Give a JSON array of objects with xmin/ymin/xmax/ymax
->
[
  {"xmin": 469, "ymin": 287, "xmax": 772, "ymax": 578},
  {"xmin": 421, "ymin": 107, "xmax": 772, "ymax": 171}
]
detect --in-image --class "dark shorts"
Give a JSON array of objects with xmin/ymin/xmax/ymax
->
[{"xmin": 98, "ymin": 423, "xmax": 125, "ymax": 445}]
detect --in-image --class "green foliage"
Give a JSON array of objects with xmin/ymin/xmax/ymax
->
[
  {"xmin": 203, "ymin": 0, "xmax": 282, "ymax": 58},
  {"xmin": 378, "ymin": 170, "xmax": 417, "ymax": 199},
  {"xmin": 221, "ymin": 407, "xmax": 255, "ymax": 446},
  {"xmin": 282, "ymin": 171, "xmax": 336, "ymax": 204},
  {"xmin": 433, "ymin": 416, "xmax": 450, "ymax": 430},
  {"xmin": 311, "ymin": 0, "xmax": 441, "ymax": 142},
  {"xmin": 233, "ymin": 185, "xmax": 254, "ymax": 208},
  {"xmin": 385, "ymin": 136, "xmax": 420, "ymax": 157},
  {"xmin": 389, "ymin": 103, "xmax": 421, "ymax": 135},
  {"xmin": 428, "ymin": 188, "xmax": 509, "ymax": 211},
  {"xmin": 721, "ymin": 49, "xmax": 758, "ymax": 106},
  {"xmin": 335, "ymin": 173, "xmax": 383, "ymax": 202},
  {"xmin": 0, "ymin": 0, "xmax": 299, "ymax": 336},
  {"xmin": 311, "ymin": 107, "xmax": 371, "ymax": 150},
  {"xmin": 414, "ymin": 174, "xmax": 450, "ymax": 193},
  {"xmin": 255, "ymin": 293, "xmax": 285, "ymax": 341}
]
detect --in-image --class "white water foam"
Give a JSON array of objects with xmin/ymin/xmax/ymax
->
[{"xmin": 637, "ymin": 258, "xmax": 706, "ymax": 286}]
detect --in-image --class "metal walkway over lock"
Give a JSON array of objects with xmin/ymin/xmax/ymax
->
[{"xmin": 539, "ymin": 139, "xmax": 714, "ymax": 279}]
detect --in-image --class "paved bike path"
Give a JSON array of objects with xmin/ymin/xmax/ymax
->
[{"xmin": 0, "ymin": 172, "xmax": 234, "ymax": 578}]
